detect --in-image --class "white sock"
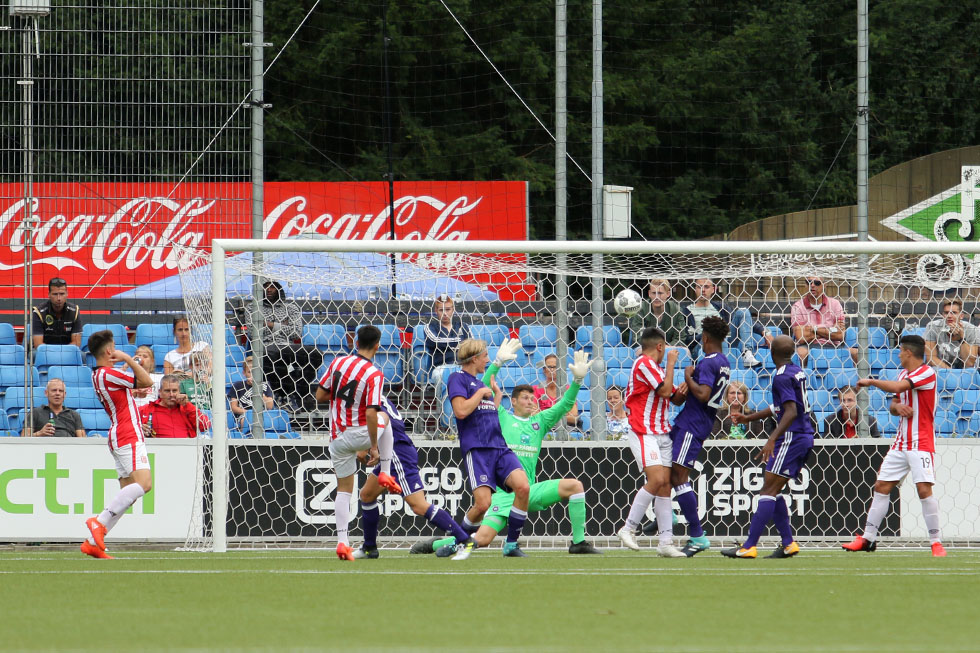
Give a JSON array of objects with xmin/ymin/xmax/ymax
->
[
  {"xmin": 863, "ymin": 492, "xmax": 890, "ymax": 542},
  {"xmin": 378, "ymin": 421, "xmax": 393, "ymax": 476},
  {"xmin": 97, "ymin": 484, "xmax": 146, "ymax": 533},
  {"xmin": 654, "ymin": 496, "xmax": 674, "ymax": 546},
  {"xmin": 335, "ymin": 491, "xmax": 352, "ymax": 546},
  {"xmin": 625, "ymin": 487, "xmax": 655, "ymax": 531},
  {"xmin": 920, "ymin": 495, "xmax": 941, "ymax": 544}
]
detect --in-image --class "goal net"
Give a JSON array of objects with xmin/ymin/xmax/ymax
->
[{"xmin": 178, "ymin": 238, "xmax": 980, "ymax": 551}]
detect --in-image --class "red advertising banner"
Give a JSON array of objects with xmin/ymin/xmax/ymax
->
[{"xmin": 0, "ymin": 181, "xmax": 528, "ymax": 299}]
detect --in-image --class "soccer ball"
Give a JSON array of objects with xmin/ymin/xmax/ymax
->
[{"xmin": 613, "ymin": 288, "xmax": 642, "ymax": 317}]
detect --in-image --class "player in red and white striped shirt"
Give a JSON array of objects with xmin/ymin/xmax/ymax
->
[
  {"xmin": 81, "ymin": 329, "xmax": 154, "ymax": 560},
  {"xmin": 315, "ymin": 325, "xmax": 401, "ymax": 561},
  {"xmin": 844, "ymin": 334, "xmax": 946, "ymax": 556},
  {"xmin": 617, "ymin": 326, "xmax": 688, "ymax": 557}
]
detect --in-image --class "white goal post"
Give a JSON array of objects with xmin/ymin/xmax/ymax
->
[{"xmin": 193, "ymin": 238, "xmax": 980, "ymax": 552}]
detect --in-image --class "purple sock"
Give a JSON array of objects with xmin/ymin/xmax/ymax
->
[
  {"xmin": 425, "ymin": 504, "xmax": 470, "ymax": 544},
  {"xmin": 505, "ymin": 507, "xmax": 527, "ymax": 544},
  {"xmin": 743, "ymin": 496, "xmax": 776, "ymax": 549},
  {"xmin": 674, "ymin": 483, "xmax": 703, "ymax": 538},
  {"xmin": 360, "ymin": 501, "xmax": 379, "ymax": 549},
  {"xmin": 772, "ymin": 495, "xmax": 794, "ymax": 546}
]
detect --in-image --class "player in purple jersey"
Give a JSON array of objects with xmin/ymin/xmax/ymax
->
[
  {"xmin": 353, "ymin": 395, "xmax": 476, "ymax": 560},
  {"xmin": 670, "ymin": 316, "xmax": 732, "ymax": 556},
  {"xmin": 722, "ymin": 335, "xmax": 814, "ymax": 559},
  {"xmin": 447, "ymin": 337, "xmax": 531, "ymax": 557}
]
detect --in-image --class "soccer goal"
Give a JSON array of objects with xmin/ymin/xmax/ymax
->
[{"xmin": 177, "ymin": 238, "xmax": 980, "ymax": 551}]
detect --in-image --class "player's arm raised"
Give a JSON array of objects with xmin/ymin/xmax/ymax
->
[
  {"xmin": 857, "ymin": 377, "xmax": 913, "ymax": 395},
  {"xmin": 683, "ymin": 364, "xmax": 711, "ymax": 403},
  {"xmin": 657, "ymin": 348, "xmax": 679, "ymax": 399}
]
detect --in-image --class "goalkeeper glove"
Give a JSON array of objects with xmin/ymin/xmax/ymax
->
[
  {"xmin": 494, "ymin": 338, "xmax": 522, "ymax": 367},
  {"xmin": 569, "ymin": 350, "xmax": 593, "ymax": 383}
]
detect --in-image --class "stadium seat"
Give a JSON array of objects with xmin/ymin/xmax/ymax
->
[
  {"xmin": 530, "ymin": 348, "xmax": 556, "ymax": 369},
  {"xmin": 242, "ymin": 408, "xmax": 297, "ymax": 438},
  {"xmin": 602, "ymin": 346, "xmax": 634, "ymax": 368},
  {"xmin": 0, "ymin": 365, "xmax": 40, "ymax": 390},
  {"xmin": 44, "ymin": 365, "xmax": 92, "ymax": 388},
  {"xmin": 810, "ymin": 369, "xmax": 859, "ymax": 391},
  {"xmin": 729, "ymin": 369, "xmax": 758, "ymax": 389},
  {"xmin": 8, "ymin": 408, "xmax": 28, "ymax": 434},
  {"xmin": 192, "ymin": 324, "xmax": 237, "ymax": 346},
  {"xmin": 874, "ymin": 410, "xmax": 898, "ymax": 434},
  {"xmin": 809, "ymin": 389, "xmax": 836, "ymax": 413},
  {"xmin": 0, "ymin": 323, "xmax": 16, "ymax": 345},
  {"xmin": 78, "ymin": 408, "xmax": 112, "ymax": 433},
  {"xmin": 845, "ymin": 326, "xmax": 889, "ymax": 348},
  {"xmin": 867, "ymin": 348, "xmax": 900, "ymax": 372},
  {"xmin": 0, "ymin": 344, "xmax": 25, "ymax": 366},
  {"xmin": 374, "ymin": 353, "xmax": 405, "ymax": 385},
  {"xmin": 135, "ymin": 323, "xmax": 177, "ymax": 347},
  {"xmin": 302, "ymin": 324, "xmax": 348, "ymax": 352},
  {"xmin": 470, "ymin": 324, "xmax": 510, "ymax": 347},
  {"xmin": 936, "ymin": 410, "xmax": 957, "ymax": 436},
  {"xmin": 4, "ymin": 386, "xmax": 45, "ymax": 419},
  {"xmin": 64, "ymin": 387, "xmax": 102, "ymax": 410},
  {"xmin": 953, "ymin": 389, "xmax": 980, "ymax": 417},
  {"xmin": 374, "ymin": 324, "xmax": 401, "ymax": 351},
  {"xmin": 486, "ymin": 344, "xmax": 528, "ymax": 368},
  {"xmin": 518, "ymin": 324, "xmax": 558, "ymax": 350},
  {"xmin": 496, "ymin": 367, "xmax": 538, "ymax": 391},
  {"xmin": 226, "ymin": 344, "xmax": 247, "ymax": 368},
  {"xmin": 866, "ymin": 390, "xmax": 889, "ymax": 413},
  {"xmin": 900, "ymin": 326, "xmax": 926, "ymax": 340},
  {"xmin": 938, "ymin": 369, "xmax": 974, "ymax": 393},
  {"xmin": 807, "ymin": 348, "xmax": 855, "ymax": 372},
  {"xmin": 607, "ymin": 367, "xmax": 631, "ymax": 389},
  {"xmin": 34, "ymin": 344, "xmax": 84, "ymax": 374},
  {"xmin": 575, "ymin": 325, "xmax": 623, "ymax": 351},
  {"xmin": 152, "ymin": 344, "xmax": 172, "ymax": 372},
  {"xmin": 81, "ymin": 324, "xmax": 128, "ymax": 351}
]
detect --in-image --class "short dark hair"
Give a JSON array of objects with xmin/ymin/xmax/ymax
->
[
  {"xmin": 511, "ymin": 384, "xmax": 535, "ymax": 401},
  {"xmin": 700, "ymin": 316, "xmax": 729, "ymax": 343},
  {"xmin": 899, "ymin": 334, "xmax": 926, "ymax": 359},
  {"xmin": 639, "ymin": 327, "xmax": 666, "ymax": 349},
  {"xmin": 356, "ymin": 325, "xmax": 382, "ymax": 350},
  {"xmin": 87, "ymin": 330, "xmax": 114, "ymax": 358},
  {"xmin": 47, "ymin": 277, "xmax": 67, "ymax": 291}
]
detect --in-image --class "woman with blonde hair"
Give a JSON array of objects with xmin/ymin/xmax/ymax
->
[
  {"xmin": 712, "ymin": 381, "xmax": 772, "ymax": 439},
  {"xmin": 131, "ymin": 345, "xmax": 163, "ymax": 408}
]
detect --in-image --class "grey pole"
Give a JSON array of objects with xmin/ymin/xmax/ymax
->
[
  {"xmin": 554, "ymin": 0, "xmax": 569, "ymax": 438},
  {"xmin": 590, "ymin": 0, "xmax": 606, "ymax": 439},
  {"xmin": 20, "ymin": 19, "xmax": 36, "ymax": 424},
  {"xmin": 249, "ymin": 0, "xmax": 266, "ymax": 438},
  {"xmin": 855, "ymin": 0, "xmax": 871, "ymax": 436}
]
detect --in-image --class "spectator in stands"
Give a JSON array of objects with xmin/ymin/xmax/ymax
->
[
  {"xmin": 22, "ymin": 378, "xmax": 85, "ymax": 437},
  {"xmin": 261, "ymin": 280, "xmax": 303, "ymax": 345},
  {"xmin": 139, "ymin": 374, "xmax": 211, "ymax": 438},
  {"xmin": 179, "ymin": 352, "xmax": 212, "ymax": 410},
  {"xmin": 823, "ymin": 385, "xmax": 880, "ymax": 438},
  {"xmin": 32, "ymin": 277, "xmax": 83, "ymax": 349},
  {"xmin": 131, "ymin": 345, "xmax": 163, "ymax": 408},
  {"xmin": 628, "ymin": 278, "xmax": 686, "ymax": 347},
  {"xmin": 228, "ymin": 354, "xmax": 274, "ymax": 426},
  {"xmin": 258, "ymin": 280, "xmax": 318, "ymax": 411},
  {"xmin": 681, "ymin": 278, "xmax": 772, "ymax": 367},
  {"xmin": 424, "ymin": 293, "xmax": 471, "ymax": 379},
  {"xmin": 924, "ymin": 298, "xmax": 980, "ymax": 369},
  {"xmin": 534, "ymin": 353, "xmax": 581, "ymax": 428},
  {"xmin": 711, "ymin": 381, "xmax": 772, "ymax": 439},
  {"xmin": 605, "ymin": 386, "xmax": 629, "ymax": 440},
  {"xmin": 163, "ymin": 316, "xmax": 210, "ymax": 378},
  {"xmin": 790, "ymin": 276, "xmax": 858, "ymax": 367}
]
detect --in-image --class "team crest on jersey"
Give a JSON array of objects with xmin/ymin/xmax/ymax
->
[
  {"xmin": 45, "ymin": 315, "xmax": 54, "ymax": 325},
  {"xmin": 491, "ymin": 505, "xmax": 499, "ymax": 512},
  {"xmin": 531, "ymin": 424, "xmax": 540, "ymax": 431},
  {"xmin": 480, "ymin": 474, "xmax": 488, "ymax": 483}
]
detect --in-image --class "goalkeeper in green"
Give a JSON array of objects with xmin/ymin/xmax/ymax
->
[{"xmin": 420, "ymin": 349, "xmax": 601, "ymax": 555}]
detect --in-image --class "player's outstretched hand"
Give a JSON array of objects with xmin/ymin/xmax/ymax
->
[
  {"xmin": 857, "ymin": 378, "xmax": 872, "ymax": 388},
  {"xmin": 494, "ymin": 338, "xmax": 522, "ymax": 367},
  {"xmin": 569, "ymin": 350, "xmax": 593, "ymax": 383},
  {"xmin": 665, "ymin": 348, "xmax": 680, "ymax": 366}
]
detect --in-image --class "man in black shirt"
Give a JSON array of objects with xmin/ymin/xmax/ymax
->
[{"xmin": 32, "ymin": 277, "xmax": 82, "ymax": 348}]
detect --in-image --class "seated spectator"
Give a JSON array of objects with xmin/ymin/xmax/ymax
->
[
  {"xmin": 131, "ymin": 345, "xmax": 163, "ymax": 408},
  {"xmin": 22, "ymin": 378, "xmax": 85, "ymax": 437},
  {"xmin": 179, "ymin": 352, "xmax": 213, "ymax": 410},
  {"xmin": 164, "ymin": 316, "xmax": 211, "ymax": 378},
  {"xmin": 711, "ymin": 381, "xmax": 773, "ymax": 439},
  {"xmin": 32, "ymin": 276, "xmax": 83, "ymax": 349},
  {"xmin": 258, "ymin": 280, "xmax": 319, "ymax": 411},
  {"xmin": 605, "ymin": 386, "xmax": 629, "ymax": 440},
  {"xmin": 533, "ymin": 353, "xmax": 580, "ymax": 428},
  {"xmin": 681, "ymin": 278, "xmax": 772, "ymax": 367},
  {"xmin": 823, "ymin": 385, "xmax": 880, "ymax": 438},
  {"xmin": 628, "ymin": 278, "xmax": 686, "ymax": 347},
  {"xmin": 790, "ymin": 275, "xmax": 858, "ymax": 367},
  {"xmin": 424, "ymin": 293, "xmax": 471, "ymax": 380},
  {"xmin": 228, "ymin": 355, "xmax": 274, "ymax": 426},
  {"xmin": 924, "ymin": 298, "xmax": 979, "ymax": 369},
  {"xmin": 139, "ymin": 374, "xmax": 211, "ymax": 438}
]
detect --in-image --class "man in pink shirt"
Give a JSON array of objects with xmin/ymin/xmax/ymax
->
[{"xmin": 790, "ymin": 276, "xmax": 857, "ymax": 366}]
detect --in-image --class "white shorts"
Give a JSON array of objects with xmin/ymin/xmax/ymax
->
[
  {"xmin": 111, "ymin": 441, "xmax": 151, "ymax": 478},
  {"xmin": 877, "ymin": 449, "xmax": 937, "ymax": 485},
  {"xmin": 328, "ymin": 425, "xmax": 373, "ymax": 478},
  {"xmin": 627, "ymin": 429, "xmax": 672, "ymax": 471}
]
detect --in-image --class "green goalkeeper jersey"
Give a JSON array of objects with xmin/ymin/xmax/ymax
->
[{"xmin": 482, "ymin": 362, "xmax": 580, "ymax": 483}]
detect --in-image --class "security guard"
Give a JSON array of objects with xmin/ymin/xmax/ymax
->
[{"xmin": 32, "ymin": 277, "xmax": 83, "ymax": 348}]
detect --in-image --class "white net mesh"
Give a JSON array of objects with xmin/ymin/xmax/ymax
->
[{"xmin": 176, "ymin": 239, "xmax": 980, "ymax": 550}]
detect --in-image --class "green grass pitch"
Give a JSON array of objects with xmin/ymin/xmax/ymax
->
[{"xmin": 1, "ymin": 547, "xmax": 976, "ymax": 652}]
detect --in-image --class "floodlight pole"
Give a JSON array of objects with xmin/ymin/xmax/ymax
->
[
  {"xmin": 249, "ymin": 0, "xmax": 266, "ymax": 440},
  {"xmin": 589, "ymin": 0, "xmax": 607, "ymax": 439},
  {"xmin": 855, "ymin": 0, "xmax": 871, "ymax": 436},
  {"xmin": 554, "ymin": 0, "xmax": 569, "ymax": 437}
]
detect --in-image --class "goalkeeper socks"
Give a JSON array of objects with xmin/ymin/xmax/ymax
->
[
  {"xmin": 624, "ymin": 487, "xmax": 655, "ymax": 531},
  {"xmin": 462, "ymin": 515, "xmax": 481, "ymax": 534},
  {"xmin": 743, "ymin": 495, "xmax": 776, "ymax": 549},
  {"xmin": 863, "ymin": 492, "xmax": 890, "ymax": 542},
  {"xmin": 98, "ymin": 483, "xmax": 146, "ymax": 532},
  {"xmin": 425, "ymin": 504, "xmax": 469, "ymax": 543},
  {"xmin": 360, "ymin": 500, "xmax": 380, "ymax": 549},
  {"xmin": 505, "ymin": 507, "xmax": 527, "ymax": 544},
  {"xmin": 772, "ymin": 495, "xmax": 795, "ymax": 546},
  {"xmin": 568, "ymin": 492, "xmax": 586, "ymax": 544},
  {"xmin": 673, "ymin": 484, "xmax": 703, "ymax": 538},
  {"xmin": 335, "ymin": 491, "xmax": 352, "ymax": 546},
  {"xmin": 920, "ymin": 495, "xmax": 942, "ymax": 544},
  {"xmin": 653, "ymin": 496, "xmax": 674, "ymax": 546}
]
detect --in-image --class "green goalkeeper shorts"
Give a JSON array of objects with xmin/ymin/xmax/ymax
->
[{"xmin": 483, "ymin": 479, "xmax": 563, "ymax": 533}]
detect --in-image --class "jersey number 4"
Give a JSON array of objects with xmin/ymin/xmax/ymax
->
[{"xmin": 331, "ymin": 372, "xmax": 358, "ymax": 404}]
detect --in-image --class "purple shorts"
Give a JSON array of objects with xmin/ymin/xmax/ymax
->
[
  {"xmin": 372, "ymin": 439, "xmax": 425, "ymax": 496},
  {"xmin": 463, "ymin": 447, "xmax": 524, "ymax": 492},
  {"xmin": 765, "ymin": 431, "xmax": 815, "ymax": 479},
  {"xmin": 670, "ymin": 425, "xmax": 706, "ymax": 470}
]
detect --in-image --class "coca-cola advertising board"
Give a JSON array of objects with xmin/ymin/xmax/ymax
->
[{"xmin": 0, "ymin": 181, "xmax": 528, "ymax": 298}]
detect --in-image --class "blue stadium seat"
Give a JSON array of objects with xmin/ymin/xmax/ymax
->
[
  {"xmin": 44, "ymin": 365, "xmax": 92, "ymax": 388},
  {"xmin": 152, "ymin": 344, "xmax": 172, "ymax": 372},
  {"xmin": 191, "ymin": 324, "xmax": 237, "ymax": 346},
  {"xmin": 729, "ymin": 369, "xmax": 758, "ymax": 389},
  {"xmin": 81, "ymin": 324, "xmax": 128, "ymax": 351},
  {"xmin": 938, "ymin": 369, "xmax": 974, "ymax": 393},
  {"xmin": 936, "ymin": 410, "xmax": 957, "ymax": 436},
  {"xmin": 34, "ymin": 344, "xmax": 84, "ymax": 373},
  {"xmin": 867, "ymin": 390, "xmax": 890, "ymax": 413},
  {"xmin": 953, "ymin": 389, "xmax": 980, "ymax": 417},
  {"xmin": 900, "ymin": 326, "xmax": 926, "ymax": 340},
  {"xmin": 669, "ymin": 347, "xmax": 692, "ymax": 369},
  {"xmin": 966, "ymin": 413, "xmax": 980, "ymax": 438},
  {"xmin": 374, "ymin": 353, "xmax": 404, "ymax": 385},
  {"xmin": 867, "ymin": 348, "xmax": 900, "ymax": 372},
  {"xmin": 518, "ymin": 324, "xmax": 558, "ymax": 350},
  {"xmin": 811, "ymin": 369, "xmax": 859, "ymax": 391},
  {"xmin": 0, "ymin": 323, "xmax": 15, "ymax": 345},
  {"xmin": 607, "ymin": 367, "xmax": 631, "ymax": 389},
  {"xmin": 575, "ymin": 325, "xmax": 623, "ymax": 350},
  {"xmin": 302, "ymin": 324, "xmax": 348, "ymax": 352},
  {"xmin": 470, "ymin": 324, "xmax": 510, "ymax": 347},
  {"xmin": 497, "ymin": 367, "xmax": 538, "ymax": 391},
  {"xmin": 64, "ymin": 387, "xmax": 102, "ymax": 410},
  {"xmin": 78, "ymin": 408, "xmax": 112, "ymax": 433},
  {"xmin": 374, "ymin": 324, "xmax": 401, "ymax": 351},
  {"xmin": 135, "ymin": 323, "xmax": 177, "ymax": 347},
  {"xmin": 486, "ymin": 345, "xmax": 528, "ymax": 368},
  {"xmin": 226, "ymin": 344, "xmax": 247, "ymax": 368},
  {"xmin": 242, "ymin": 408, "xmax": 295, "ymax": 438},
  {"xmin": 0, "ymin": 365, "xmax": 40, "ymax": 390},
  {"xmin": 530, "ymin": 348, "xmax": 556, "ymax": 369},
  {"xmin": 875, "ymin": 410, "xmax": 898, "ymax": 434},
  {"xmin": 0, "ymin": 344, "xmax": 24, "ymax": 366},
  {"xmin": 809, "ymin": 389, "xmax": 836, "ymax": 413},
  {"xmin": 3, "ymin": 387, "xmax": 44, "ymax": 419},
  {"xmin": 845, "ymin": 326, "xmax": 889, "ymax": 348},
  {"xmin": 602, "ymin": 346, "xmax": 634, "ymax": 368},
  {"xmin": 807, "ymin": 348, "xmax": 855, "ymax": 372},
  {"xmin": 8, "ymin": 408, "xmax": 28, "ymax": 434}
]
